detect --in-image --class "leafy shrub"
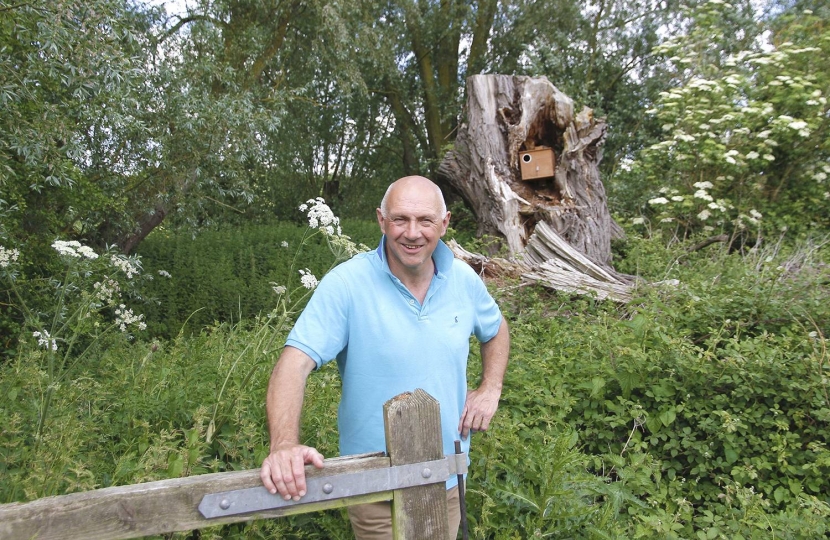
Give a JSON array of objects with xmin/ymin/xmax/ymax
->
[
  {"xmin": 613, "ymin": 3, "xmax": 830, "ymax": 237},
  {"xmin": 523, "ymin": 235, "xmax": 830, "ymax": 537},
  {"xmin": 136, "ymin": 218, "xmax": 379, "ymax": 336}
]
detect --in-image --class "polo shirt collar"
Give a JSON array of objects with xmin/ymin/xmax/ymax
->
[{"xmin": 376, "ymin": 235, "xmax": 453, "ymax": 278}]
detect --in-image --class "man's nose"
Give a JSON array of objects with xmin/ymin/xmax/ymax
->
[{"xmin": 404, "ymin": 220, "xmax": 420, "ymax": 238}]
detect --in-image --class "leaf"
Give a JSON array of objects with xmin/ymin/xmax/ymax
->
[
  {"xmin": 724, "ymin": 445, "xmax": 738, "ymax": 464},
  {"xmin": 616, "ymin": 371, "xmax": 640, "ymax": 397},
  {"xmin": 167, "ymin": 454, "xmax": 184, "ymax": 478},
  {"xmin": 659, "ymin": 408, "xmax": 676, "ymax": 427},
  {"xmin": 645, "ymin": 415, "xmax": 662, "ymax": 434},
  {"xmin": 590, "ymin": 377, "xmax": 606, "ymax": 398},
  {"xmin": 774, "ymin": 486, "xmax": 787, "ymax": 504}
]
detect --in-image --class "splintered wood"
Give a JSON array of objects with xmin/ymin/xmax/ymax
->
[{"xmin": 438, "ymin": 74, "xmax": 635, "ymax": 302}]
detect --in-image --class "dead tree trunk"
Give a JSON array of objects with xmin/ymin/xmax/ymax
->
[{"xmin": 438, "ymin": 74, "xmax": 633, "ymax": 300}]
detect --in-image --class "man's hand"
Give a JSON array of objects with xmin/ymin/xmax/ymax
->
[
  {"xmin": 458, "ymin": 386, "xmax": 501, "ymax": 440},
  {"xmin": 459, "ymin": 318, "xmax": 509, "ymax": 440},
  {"xmin": 260, "ymin": 443, "xmax": 325, "ymax": 500}
]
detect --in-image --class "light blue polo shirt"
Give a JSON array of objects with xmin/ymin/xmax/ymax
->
[{"xmin": 285, "ymin": 236, "xmax": 503, "ymax": 488}]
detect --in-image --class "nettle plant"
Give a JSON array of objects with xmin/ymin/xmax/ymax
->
[
  {"xmin": 0, "ymin": 239, "xmax": 154, "ymax": 438},
  {"xmin": 625, "ymin": 1, "xmax": 830, "ymax": 237}
]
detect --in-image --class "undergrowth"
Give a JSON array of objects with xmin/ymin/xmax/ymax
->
[{"xmin": 1, "ymin": 227, "xmax": 828, "ymax": 538}]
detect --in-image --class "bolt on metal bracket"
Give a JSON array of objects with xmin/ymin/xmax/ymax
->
[{"xmin": 199, "ymin": 453, "xmax": 468, "ymax": 519}]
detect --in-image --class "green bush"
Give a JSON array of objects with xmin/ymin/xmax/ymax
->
[
  {"xmin": 520, "ymin": 235, "xmax": 830, "ymax": 537},
  {"xmin": 136, "ymin": 219, "xmax": 380, "ymax": 336}
]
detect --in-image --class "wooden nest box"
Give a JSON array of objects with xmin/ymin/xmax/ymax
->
[{"xmin": 519, "ymin": 147, "xmax": 555, "ymax": 181}]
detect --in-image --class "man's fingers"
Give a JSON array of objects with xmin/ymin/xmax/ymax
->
[
  {"xmin": 260, "ymin": 445, "xmax": 325, "ymax": 501},
  {"xmin": 260, "ymin": 461, "xmax": 277, "ymax": 494},
  {"xmin": 307, "ymin": 448, "xmax": 325, "ymax": 468},
  {"xmin": 459, "ymin": 389, "xmax": 500, "ymax": 440},
  {"xmin": 290, "ymin": 452, "xmax": 308, "ymax": 498}
]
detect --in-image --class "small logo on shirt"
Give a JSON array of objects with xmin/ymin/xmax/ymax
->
[{"xmin": 454, "ymin": 316, "xmax": 458, "ymax": 323}]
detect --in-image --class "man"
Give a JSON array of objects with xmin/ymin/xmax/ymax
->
[{"xmin": 260, "ymin": 176, "xmax": 510, "ymax": 539}]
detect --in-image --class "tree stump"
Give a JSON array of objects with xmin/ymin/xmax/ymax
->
[{"xmin": 438, "ymin": 74, "xmax": 634, "ymax": 299}]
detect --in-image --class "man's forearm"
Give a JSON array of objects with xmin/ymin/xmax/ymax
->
[{"xmin": 266, "ymin": 346, "xmax": 316, "ymax": 449}]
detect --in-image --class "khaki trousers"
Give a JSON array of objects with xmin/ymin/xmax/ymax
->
[{"xmin": 347, "ymin": 485, "xmax": 461, "ymax": 540}]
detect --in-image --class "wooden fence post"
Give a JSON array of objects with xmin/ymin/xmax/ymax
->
[{"xmin": 384, "ymin": 388, "xmax": 450, "ymax": 540}]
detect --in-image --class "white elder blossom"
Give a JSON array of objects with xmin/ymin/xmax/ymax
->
[
  {"xmin": 301, "ymin": 197, "xmax": 341, "ymax": 236},
  {"xmin": 671, "ymin": 196, "xmax": 685, "ymax": 202},
  {"xmin": 114, "ymin": 304, "xmax": 146, "ymax": 332},
  {"xmin": 32, "ymin": 330, "xmax": 58, "ymax": 351},
  {"xmin": 698, "ymin": 209, "xmax": 711, "ymax": 221},
  {"xmin": 632, "ymin": 217, "xmax": 645, "ymax": 225},
  {"xmin": 813, "ymin": 172, "xmax": 827, "ymax": 182},
  {"xmin": 304, "ymin": 198, "xmax": 333, "ymax": 227},
  {"xmin": 763, "ymin": 154, "xmax": 776, "ymax": 161},
  {"xmin": 693, "ymin": 181, "xmax": 713, "ymax": 189},
  {"xmin": 281, "ymin": 241, "xmax": 289, "ymax": 248},
  {"xmin": 52, "ymin": 240, "xmax": 82, "ymax": 257},
  {"xmin": 749, "ymin": 209, "xmax": 763, "ymax": 220},
  {"xmin": 746, "ymin": 151, "xmax": 760, "ymax": 160},
  {"xmin": 0, "ymin": 246, "xmax": 20, "ymax": 268},
  {"xmin": 158, "ymin": 270, "xmax": 172, "ymax": 278},
  {"xmin": 299, "ymin": 269, "xmax": 318, "ymax": 290},
  {"xmin": 660, "ymin": 217, "xmax": 674, "ymax": 223},
  {"xmin": 51, "ymin": 240, "xmax": 98, "ymax": 260},
  {"xmin": 649, "ymin": 197, "xmax": 669, "ymax": 205},
  {"xmin": 93, "ymin": 279, "xmax": 120, "ymax": 303},
  {"xmin": 111, "ymin": 255, "xmax": 140, "ymax": 279},
  {"xmin": 694, "ymin": 190, "xmax": 714, "ymax": 201},
  {"xmin": 77, "ymin": 246, "xmax": 99, "ymax": 260}
]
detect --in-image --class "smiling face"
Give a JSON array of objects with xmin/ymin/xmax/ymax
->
[{"xmin": 376, "ymin": 176, "xmax": 450, "ymax": 281}]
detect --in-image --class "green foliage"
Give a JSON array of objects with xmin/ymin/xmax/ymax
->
[
  {"xmin": 533, "ymin": 234, "xmax": 830, "ymax": 537},
  {"xmin": 136, "ymin": 219, "xmax": 378, "ymax": 336},
  {"xmin": 3, "ymin": 227, "xmax": 830, "ymax": 538},
  {"xmin": 0, "ymin": 0, "xmax": 158, "ymax": 244},
  {"xmin": 614, "ymin": 1, "xmax": 830, "ymax": 237}
]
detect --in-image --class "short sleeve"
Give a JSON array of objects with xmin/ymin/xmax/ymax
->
[
  {"xmin": 284, "ymin": 270, "xmax": 350, "ymax": 368},
  {"xmin": 459, "ymin": 262, "xmax": 502, "ymax": 343}
]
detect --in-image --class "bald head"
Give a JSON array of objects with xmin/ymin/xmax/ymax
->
[{"xmin": 379, "ymin": 176, "xmax": 447, "ymax": 219}]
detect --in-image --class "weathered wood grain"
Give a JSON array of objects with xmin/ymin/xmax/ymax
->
[
  {"xmin": 384, "ymin": 389, "xmax": 450, "ymax": 540},
  {"xmin": 0, "ymin": 453, "xmax": 390, "ymax": 540},
  {"xmin": 438, "ymin": 74, "xmax": 637, "ymax": 301}
]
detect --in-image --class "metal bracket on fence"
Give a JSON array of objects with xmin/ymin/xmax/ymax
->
[{"xmin": 198, "ymin": 453, "xmax": 467, "ymax": 519}]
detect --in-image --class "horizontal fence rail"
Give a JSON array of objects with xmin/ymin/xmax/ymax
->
[{"xmin": 0, "ymin": 389, "xmax": 455, "ymax": 540}]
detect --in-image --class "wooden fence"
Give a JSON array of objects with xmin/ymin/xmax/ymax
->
[{"xmin": 0, "ymin": 389, "xmax": 458, "ymax": 540}]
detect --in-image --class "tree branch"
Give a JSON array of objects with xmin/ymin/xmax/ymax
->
[
  {"xmin": 244, "ymin": 0, "xmax": 304, "ymax": 91},
  {"xmin": 160, "ymin": 15, "xmax": 229, "ymax": 43}
]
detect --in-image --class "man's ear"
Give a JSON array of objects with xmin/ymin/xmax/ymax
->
[
  {"xmin": 440, "ymin": 211, "xmax": 451, "ymax": 236},
  {"xmin": 376, "ymin": 208, "xmax": 386, "ymax": 233}
]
